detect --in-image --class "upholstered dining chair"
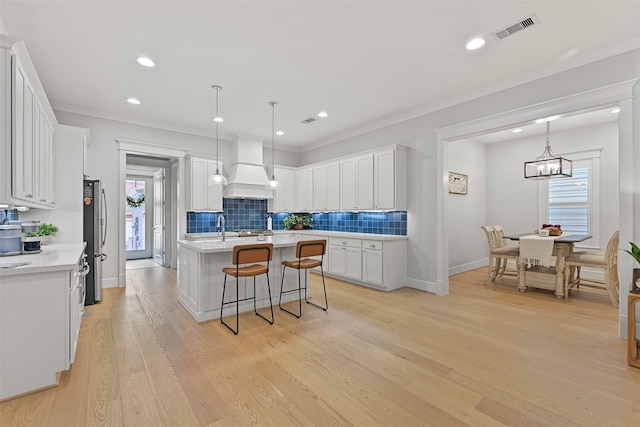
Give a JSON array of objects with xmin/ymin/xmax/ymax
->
[
  {"xmin": 481, "ymin": 225, "xmax": 519, "ymax": 284},
  {"xmin": 563, "ymin": 230, "xmax": 619, "ymax": 307}
]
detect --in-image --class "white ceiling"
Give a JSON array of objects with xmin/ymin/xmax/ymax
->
[{"xmin": 1, "ymin": 1, "xmax": 639, "ymax": 152}]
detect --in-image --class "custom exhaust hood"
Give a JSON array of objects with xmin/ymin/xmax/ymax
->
[{"xmin": 223, "ymin": 134, "xmax": 274, "ymax": 199}]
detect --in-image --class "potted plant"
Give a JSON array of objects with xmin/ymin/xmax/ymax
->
[
  {"xmin": 37, "ymin": 222, "xmax": 59, "ymax": 244},
  {"xmin": 625, "ymin": 242, "xmax": 640, "ymax": 293},
  {"xmin": 283, "ymin": 214, "xmax": 313, "ymax": 230}
]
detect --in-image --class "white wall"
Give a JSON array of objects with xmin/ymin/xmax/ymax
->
[
  {"xmin": 486, "ymin": 120, "xmax": 619, "ymax": 250},
  {"xmin": 300, "ymin": 48, "xmax": 639, "ymax": 293},
  {"xmin": 446, "ymin": 140, "xmax": 487, "ymax": 275},
  {"xmin": 52, "ymin": 49, "xmax": 639, "ymax": 298}
]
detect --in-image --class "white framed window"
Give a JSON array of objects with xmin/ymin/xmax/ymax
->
[{"xmin": 539, "ymin": 149, "xmax": 601, "ymax": 249}]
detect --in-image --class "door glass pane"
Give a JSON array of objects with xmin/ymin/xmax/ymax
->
[{"xmin": 126, "ymin": 180, "xmax": 146, "ymax": 251}]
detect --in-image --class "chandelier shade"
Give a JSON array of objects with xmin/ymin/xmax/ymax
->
[
  {"xmin": 524, "ymin": 121, "xmax": 572, "ymax": 180},
  {"xmin": 208, "ymin": 85, "xmax": 228, "ymax": 186}
]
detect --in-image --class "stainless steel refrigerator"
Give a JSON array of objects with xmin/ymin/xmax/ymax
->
[{"xmin": 83, "ymin": 179, "xmax": 107, "ymax": 305}]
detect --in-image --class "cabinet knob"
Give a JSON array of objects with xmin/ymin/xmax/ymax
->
[{"xmin": 369, "ymin": 244, "xmax": 376, "ymax": 248}]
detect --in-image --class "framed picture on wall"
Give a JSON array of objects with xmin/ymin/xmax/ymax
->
[{"xmin": 448, "ymin": 172, "xmax": 468, "ymax": 195}]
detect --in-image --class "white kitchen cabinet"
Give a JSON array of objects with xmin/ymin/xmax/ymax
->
[
  {"xmin": 1, "ymin": 36, "xmax": 57, "ymax": 209},
  {"xmin": 295, "ymin": 167, "xmax": 313, "ymax": 212},
  {"xmin": 340, "ymin": 154, "xmax": 374, "ymax": 210},
  {"xmin": 329, "ymin": 237, "xmax": 362, "ymax": 280},
  {"xmin": 313, "ymin": 162, "xmax": 340, "ymax": 211},
  {"xmin": 269, "ymin": 167, "xmax": 296, "ymax": 212},
  {"xmin": 324, "ymin": 235, "xmax": 406, "ymax": 291},
  {"xmin": 0, "ymin": 243, "xmax": 85, "ymax": 400},
  {"xmin": 69, "ymin": 254, "xmax": 88, "ymax": 364},
  {"xmin": 187, "ymin": 156, "xmax": 223, "ymax": 211},
  {"xmin": 374, "ymin": 147, "xmax": 407, "ymax": 211},
  {"xmin": 362, "ymin": 240, "xmax": 383, "ymax": 285}
]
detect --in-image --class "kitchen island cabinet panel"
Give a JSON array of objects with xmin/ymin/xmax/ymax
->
[{"xmin": 177, "ymin": 235, "xmax": 311, "ymax": 323}]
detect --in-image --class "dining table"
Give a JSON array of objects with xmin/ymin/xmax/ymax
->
[{"xmin": 503, "ymin": 233, "xmax": 592, "ymax": 298}]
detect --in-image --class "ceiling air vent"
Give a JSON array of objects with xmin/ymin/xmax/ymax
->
[
  {"xmin": 301, "ymin": 117, "xmax": 317, "ymax": 124},
  {"xmin": 492, "ymin": 14, "xmax": 539, "ymax": 40}
]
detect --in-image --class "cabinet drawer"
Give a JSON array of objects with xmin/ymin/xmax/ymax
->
[
  {"xmin": 362, "ymin": 240, "xmax": 383, "ymax": 251},
  {"xmin": 329, "ymin": 237, "xmax": 361, "ymax": 248}
]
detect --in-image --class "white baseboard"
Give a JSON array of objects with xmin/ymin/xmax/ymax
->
[
  {"xmin": 449, "ymin": 259, "xmax": 487, "ymax": 276},
  {"xmin": 102, "ymin": 277, "xmax": 119, "ymax": 289},
  {"xmin": 405, "ymin": 277, "xmax": 439, "ymax": 294}
]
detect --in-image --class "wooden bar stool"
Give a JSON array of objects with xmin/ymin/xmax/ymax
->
[
  {"xmin": 220, "ymin": 243, "xmax": 274, "ymax": 335},
  {"xmin": 628, "ymin": 292, "xmax": 640, "ymax": 369},
  {"xmin": 279, "ymin": 240, "xmax": 328, "ymax": 318}
]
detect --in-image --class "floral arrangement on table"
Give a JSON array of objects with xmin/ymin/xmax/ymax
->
[
  {"xmin": 535, "ymin": 223, "xmax": 562, "ymax": 236},
  {"xmin": 283, "ymin": 214, "xmax": 313, "ymax": 230}
]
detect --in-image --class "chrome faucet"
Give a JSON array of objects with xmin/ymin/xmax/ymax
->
[{"xmin": 216, "ymin": 214, "xmax": 226, "ymax": 241}]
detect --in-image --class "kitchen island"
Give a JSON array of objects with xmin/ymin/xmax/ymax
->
[
  {"xmin": 177, "ymin": 233, "xmax": 317, "ymax": 323},
  {"xmin": 0, "ymin": 243, "xmax": 86, "ymax": 400},
  {"xmin": 178, "ymin": 230, "xmax": 408, "ymax": 323}
]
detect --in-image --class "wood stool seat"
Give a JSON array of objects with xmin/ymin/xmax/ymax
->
[
  {"xmin": 220, "ymin": 243, "xmax": 274, "ymax": 334},
  {"xmin": 279, "ymin": 239, "xmax": 328, "ymax": 318}
]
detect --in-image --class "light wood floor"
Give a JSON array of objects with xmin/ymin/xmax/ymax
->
[{"xmin": 2, "ymin": 268, "xmax": 639, "ymax": 426}]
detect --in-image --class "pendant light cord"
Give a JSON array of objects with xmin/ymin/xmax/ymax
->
[
  {"xmin": 213, "ymin": 85, "xmax": 222, "ymax": 175},
  {"xmin": 270, "ymin": 101, "xmax": 277, "ymax": 179}
]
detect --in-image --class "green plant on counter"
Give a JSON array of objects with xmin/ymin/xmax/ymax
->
[
  {"xmin": 38, "ymin": 223, "xmax": 59, "ymax": 237},
  {"xmin": 624, "ymin": 242, "xmax": 640, "ymax": 264},
  {"xmin": 283, "ymin": 214, "xmax": 313, "ymax": 230}
]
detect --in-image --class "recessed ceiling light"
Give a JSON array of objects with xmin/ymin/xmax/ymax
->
[
  {"xmin": 466, "ymin": 37, "xmax": 485, "ymax": 50},
  {"xmin": 136, "ymin": 57, "xmax": 155, "ymax": 67},
  {"xmin": 611, "ymin": 107, "xmax": 620, "ymax": 114},
  {"xmin": 317, "ymin": 111, "xmax": 328, "ymax": 118},
  {"xmin": 213, "ymin": 116, "xmax": 224, "ymax": 123},
  {"xmin": 126, "ymin": 97, "xmax": 141, "ymax": 105},
  {"xmin": 276, "ymin": 130, "xmax": 284, "ymax": 136},
  {"xmin": 512, "ymin": 128, "xmax": 522, "ymax": 133}
]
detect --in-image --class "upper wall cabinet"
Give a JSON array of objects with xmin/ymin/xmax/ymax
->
[
  {"xmin": 340, "ymin": 154, "xmax": 374, "ymax": 210},
  {"xmin": 269, "ymin": 167, "xmax": 295, "ymax": 212},
  {"xmin": 294, "ymin": 167, "xmax": 313, "ymax": 212},
  {"xmin": 374, "ymin": 147, "xmax": 407, "ymax": 211},
  {"xmin": 1, "ymin": 36, "xmax": 57, "ymax": 209},
  {"xmin": 187, "ymin": 157, "xmax": 223, "ymax": 212},
  {"xmin": 313, "ymin": 161, "xmax": 340, "ymax": 212}
]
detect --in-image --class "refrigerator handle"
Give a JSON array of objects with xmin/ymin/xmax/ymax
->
[{"xmin": 101, "ymin": 187, "xmax": 107, "ymax": 247}]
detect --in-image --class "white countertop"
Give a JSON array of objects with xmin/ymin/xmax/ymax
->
[
  {"xmin": 185, "ymin": 230, "xmax": 408, "ymax": 243},
  {"xmin": 178, "ymin": 234, "xmax": 311, "ymax": 254},
  {"xmin": 290, "ymin": 229, "xmax": 408, "ymax": 241},
  {"xmin": 0, "ymin": 242, "xmax": 85, "ymax": 276}
]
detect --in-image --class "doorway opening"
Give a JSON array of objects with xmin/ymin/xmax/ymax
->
[{"xmin": 125, "ymin": 176, "xmax": 151, "ymax": 260}]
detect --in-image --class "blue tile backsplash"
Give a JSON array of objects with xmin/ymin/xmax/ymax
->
[
  {"xmin": 187, "ymin": 199, "xmax": 269, "ymax": 233},
  {"xmin": 274, "ymin": 211, "xmax": 407, "ymax": 235},
  {"xmin": 186, "ymin": 199, "xmax": 407, "ymax": 236}
]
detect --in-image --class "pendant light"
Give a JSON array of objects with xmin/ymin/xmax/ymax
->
[
  {"xmin": 208, "ymin": 85, "xmax": 227, "ymax": 185},
  {"xmin": 267, "ymin": 101, "xmax": 279, "ymax": 189},
  {"xmin": 524, "ymin": 121, "xmax": 572, "ymax": 179}
]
